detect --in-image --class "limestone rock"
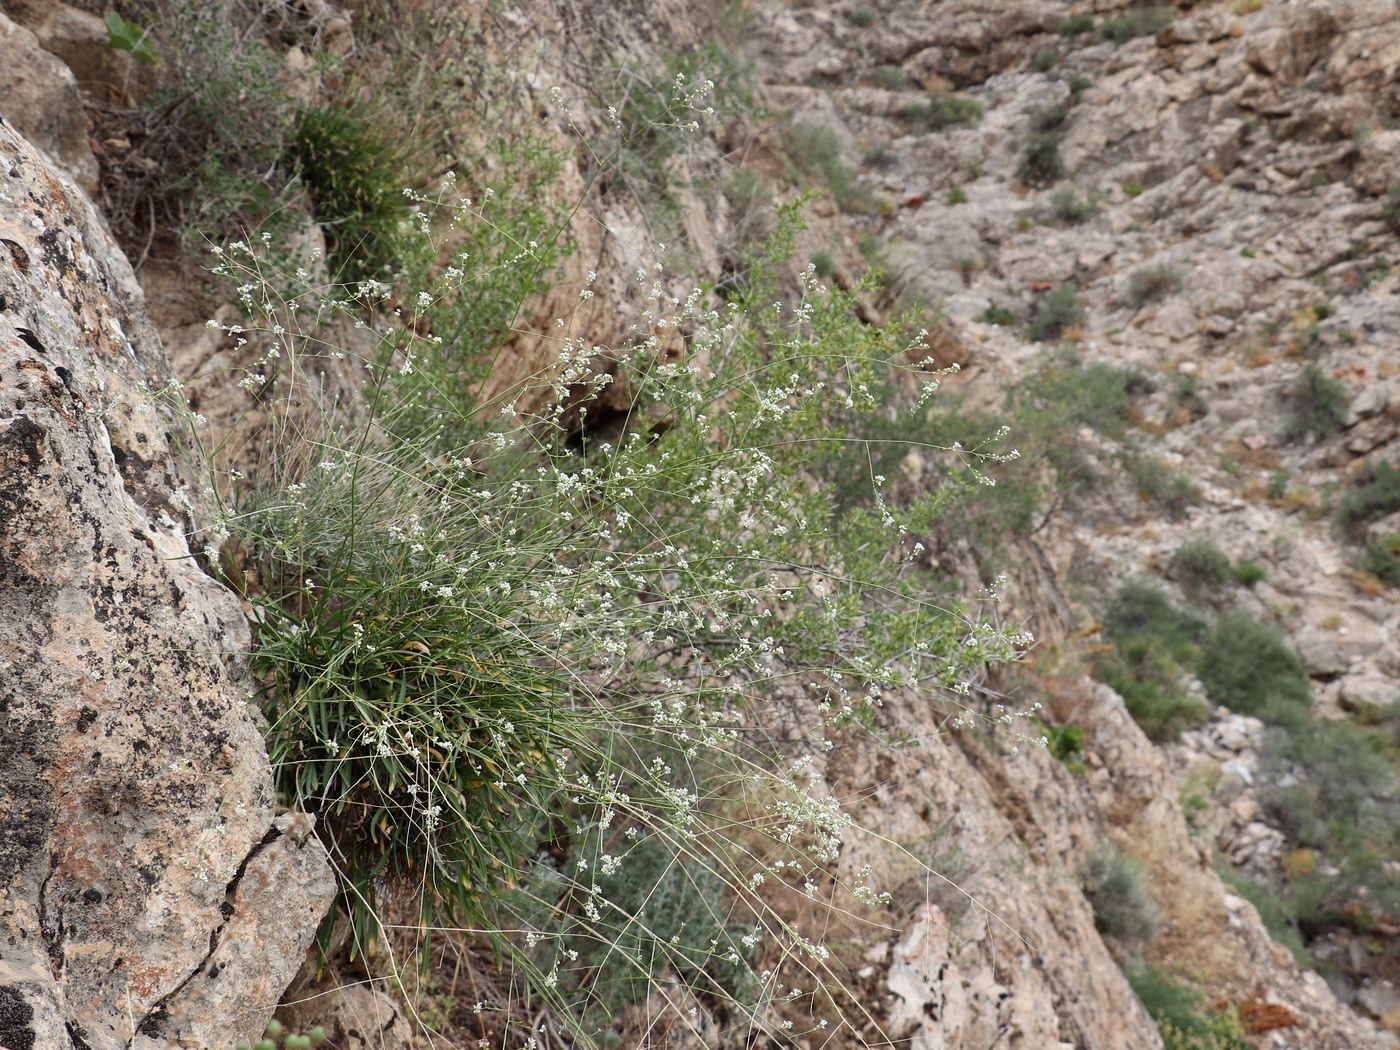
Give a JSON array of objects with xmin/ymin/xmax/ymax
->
[
  {"xmin": 0, "ymin": 119, "xmax": 333, "ymax": 1049},
  {"xmin": 0, "ymin": 11, "xmax": 98, "ymax": 195}
]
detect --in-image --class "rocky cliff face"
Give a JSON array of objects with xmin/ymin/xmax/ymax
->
[
  {"xmin": 4, "ymin": 0, "xmax": 1400, "ymax": 1046},
  {"xmin": 0, "ymin": 118, "xmax": 333, "ymax": 1049}
]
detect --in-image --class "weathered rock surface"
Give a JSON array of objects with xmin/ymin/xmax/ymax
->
[
  {"xmin": 0, "ymin": 9, "xmax": 98, "ymax": 195},
  {"xmin": 0, "ymin": 118, "xmax": 333, "ymax": 1048}
]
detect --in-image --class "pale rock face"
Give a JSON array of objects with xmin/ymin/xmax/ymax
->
[
  {"xmin": 0, "ymin": 10, "xmax": 98, "ymax": 195},
  {"xmin": 0, "ymin": 119, "xmax": 334, "ymax": 1049}
]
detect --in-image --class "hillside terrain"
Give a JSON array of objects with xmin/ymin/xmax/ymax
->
[{"xmin": 2, "ymin": 1, "xmax": 1399, "ymax": 1048}]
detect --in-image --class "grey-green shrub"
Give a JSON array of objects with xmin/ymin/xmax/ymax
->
[
  {"xmin": 1198, "ymin": 612, "xmax": 1311, "ymax": 726},
  {"xmin": 1101, "ymin": 6, "xmax": 1174, "ymax": 44},
  {"xmin": 1282, "ymin": 363, "xmax": 1349, "ymax": 441},
  {"xmin": 1127, "ymin": 265, "xmax": 1181, "ymax": 307},
  {"xmin": 1081, "ymin": 848, "xmax": 1158, "ymax": 942},
  {"xmin": 1170, "ymin": 538, "xmax": 1233, "ymax": 599},
  {"xmin": 1027, "ymin": 284, "xmax": 1085, "ymax": 341}
]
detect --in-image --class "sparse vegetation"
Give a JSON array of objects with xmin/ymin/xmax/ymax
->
[
  {"xmin": 1127, "ymin": 265, "xmax": 1182, "ymax": 308},
  {"xmin": 1361, "ymin": 533, "xmax": 1400, "ymax": 585},
  {"xmin": 1198, "ymin": 612, "xmax": 1312, "ymax": 727},
  {"xmin": 1336, "ymin": 458, "xmax": 1400, "ymax": 541},
  {"xmin": 1082, "ymin": 848, "xmax": 1159, "ymax": 942},
  {"xmin": 1171, "ymin": 538, "xmax": 1234, "ymax": 599},
  {"xmin": 1033, "ymin": 49, "xmax": 1061, "ymax": 73},
  {"xmin": 1128, "ymin": 969, "xmax": 1249, "ymax": 1050},
  {"xmin": 903, "ymin": 93, "xmax": 985, "ymax": 131},
  {"xmin": 1101, "ymin": 6, "xmax": 1175, "ymax": 44},
  {"xmin": 784, "ymin": 120, "xmax": 875, "ymax": 213},
  {"xmin": 945, "ymin": 185, "xmax": 969, "ymax": 205},
  {"xmin": 1027, "ymin": 284, "xmax": 1085, "ymax": 341},
  {"xmin": 1123, "ymin": 453, "xmax": 1199, "ymax": 517},
  {"xmin": 1282, "ymin": 363, "xmax": 1349, "ymax": 442},
  {"xmin": 980, "ymin": 304, "xmax": 1018, "ymax": 326},
  {"xmin": 1095, "ymin": 580, "xmax": 1209, "ymax": 740},
  {"xmin": 1059, "ymin": 13, "xmax": 1097, "ymax": 35},
  {"xmin": 1122, "ymin": 180, "xmax": 1146, "ymax": 197},
  {"xmin": 1049, "ymin": 185, "xmax": 1100, "ymax": 224},
  {"xmin": 867, "ymin": 64, "xmax": 911, "ymax": 90},
  {"xmin": 1232, "ymin": 560, "xmax": 1267, "ymax": 586}
]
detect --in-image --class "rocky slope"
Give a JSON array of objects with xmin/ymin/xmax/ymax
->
[{"xmin": 3, "ymin": 0, "xmax": 1399, "ymax": 1047}]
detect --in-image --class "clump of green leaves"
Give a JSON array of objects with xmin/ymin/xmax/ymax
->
[
  {"xmin": 979, "ymin": 304, "xmax": 1017, "ymax": 325},
  {"xmin": 206, "ymin": 192, "xmax": 1026, "ymax": 1038},
  {"xmin": 1282, "ymin": 363, "xmax": 1349, "ymax": 442},
  {"xmin": 1081, "ymin": 847, "xmax": 1158, "ymax": 942},
  {"xmin": 1232, "ymin": 560, "xmax": 1267, "ymax": 586},
  {"xmin": 235, "ymin": 1020, "xmax": 326, "ymax": 1050},
  {"xmin": 1027, "ymin": 284, "xmax": 1085, "ymax": 341},
  {"xmin": 104, "ymin": 11, "xmax": 158, "ymax": 64},
  {"xmin": 290, "ymin": 105, "xmax": 404, "ymax": 282}
]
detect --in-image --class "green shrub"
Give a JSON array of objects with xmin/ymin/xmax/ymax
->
[
  {"xmin": 904, "ymin": 93, "xmax": 984, "ymax": 131},
  {"xmin": 1361, "ymin": 533, "xmax": 1400, "ymax": 585},
  {"xmin": 868, "ymin": 64, "xmax": 911, "ymax": 90},
  {"xmin": 1123, "ymin": 453, "xmax": 1198, "ymax": 518},
  {"xmin": 1171, "ymin": 538, "xmax": 1234, "ymax": 599},
  {"xmin": 1197, "ymin": 612, "xmax": 1311, "ymax": 726},
  {"xmin": 863, "ymin": 143, "xmax": 896, "ymax": 168},
  {"xmin": 846, "ymin": 8, "xmax": 877, "ymax": 27},
  {"xmin": 1096, "ymin": 580, "xmax": 1209, "ymax": 740},
  {"xmin": 785, "ymin": 120, "xmax": 875, "ymax": 213},
  {"xmin": 118, "ymin": 1, "xmax": 295, "ymax": 250},
  {"xmin": 1128, "ymin": 969, "xmax": 1249, "ymax": 1050},
  {"xmin": 1068, "ymin": 73, "xmax": 1095, "ymax": 100},
  {"xmin": 1261, "ymin": 722, "xmax": 1397, "ymax": 849},
  {"xmin": 1081, "ymin": 848, "xmax": 1158, "ymax": 942},
  {"xmin": 1258, "ymin": 721, "xmax": 1400, "ymax": 929},
  {"xmin": 1027, "ymin": 284, "xmax": 1085, "ymax": 341},
  {"xmin": 1059, "ymin": 13, "xmax": 1097, "ymax": 35},
  {"xmin": 1383, "ymin": 186, "xmax": 1400, "ymax": 235},
  {"xmin": 1336, "ymin": 459, "xmax": 1400, "ymax": 541},
  {"xmin": 1020, "ymin": 131, "xmax": 1066, "ymax": 186},
  {"xmin": 205, "ymin": 190, "xmax": 1027, "ymax": 1032},
  {"xmin": 1216, "ymin": 868, "xmax": 1307, "ymax": 962},
  {"xmin": 980, "ymin": 304, "xmax": 1018, "ymax": 325},
  {"xmin": 1127, "ymin": 265, "xmax": 1181, "ymax": 307},
  {"xmin": 1102, "ymin": 6, "xmax": 1174, "ymax": 44},
  {"xmin": 290, "ymin": 104, "xmax": 404, "ymax": 281},
  {"xmin": 1041, "ymin": 721, "xmax": 1085, "ymax": 770},
  {"xmin": 1282, "ymin": 363, "xmax": 1349, "ymax": 442},
  {"xmin": 1033, "ymin": 49, "xmax": 1061, "ymax": 72},
  {"xmin": 1232, "ymin": 560, "xmax": 1267, "ymax": 586},
  {"xmin": 945, "ymin": 185, "xmax": 969, "ymax": 205},
  {"xmin": 1049, "ymin": 185, "xmax": 1099, "ymax": 224}
]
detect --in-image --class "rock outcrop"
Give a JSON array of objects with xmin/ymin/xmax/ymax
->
[{"xmin": 0, "ymin": 118, "xmax": 333, "ymax": 1049}]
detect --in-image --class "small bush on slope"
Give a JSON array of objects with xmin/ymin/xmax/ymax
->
[{"xmin": 193, "ymin": 185, "xmax": 1028, "ymax": 1043}]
